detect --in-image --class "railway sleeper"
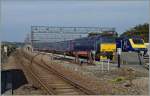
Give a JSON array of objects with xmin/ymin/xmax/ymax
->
[
  {"xmin": 55, "ymin": 89, "xmax": 83, "ymax": 95},
  {"xmin": 47, "ymin": 83, "xmax": 72, "ymax": 88},
  {"xmin": 60, "ymin": 92, "xmax": 82, "ymax": 95},
  {"xmin": 52, "ymin": 86, "xmax": 75, "ymax": 89}
]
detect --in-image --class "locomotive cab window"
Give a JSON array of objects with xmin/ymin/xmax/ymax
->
[
  {"xmin": 102, "ymin": 37, "xmax": 116, "ymax": 43},
  {"xmin": 132, "ymin": 38, "xmax": 144, "ymax": 44}
]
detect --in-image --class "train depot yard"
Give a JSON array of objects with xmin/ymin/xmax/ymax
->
[
  {"xmin": 1, "ymin": 0, "xmax": 150, "ymax": 95},
  {"xmin": 1, "ymin": 48, "xmax": 149, "ymax": 95},
  {"xmin": 1, "ymin": 26, "xmax": 149, "ymax": 95}
]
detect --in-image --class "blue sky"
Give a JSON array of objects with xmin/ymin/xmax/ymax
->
[{"xmin": 1, "ymin": 0, "xmax": 149, "ymax": 42}]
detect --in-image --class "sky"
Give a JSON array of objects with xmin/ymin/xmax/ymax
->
[{"xmin": 1, "ymin": 0, "xmax": 149, "ymax": 42}]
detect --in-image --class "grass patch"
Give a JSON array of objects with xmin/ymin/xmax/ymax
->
[
  {"xmin": 94, "ymin": 61, "xmax": 101, "ymax": 64},
  {"xmin": 94, "ymin": 61, "xmax": 105, "ymax": 64},
  {"xmin": 111, "ymin": 76, "xmax": 126, "ymax": 83}
]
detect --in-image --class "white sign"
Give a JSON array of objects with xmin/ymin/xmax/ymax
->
[
  {"xmin": 140, "ymin": 51, "xmax": 144, "ymax": 54},
  {"xmin": 4, "ymin": 46, "xmax": 7, "ymax": 53},
  {"xmin": 92, "ymin": 50, "xmax": 96, "ymax": 55},
  {"xmin": 117, "ymin": 48, "xmax": 122, "ymax": 55}
]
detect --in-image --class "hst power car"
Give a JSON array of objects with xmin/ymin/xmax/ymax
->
[{"xmin": 116, "ymin": 37, "xmax": 147, "ymax": 55}]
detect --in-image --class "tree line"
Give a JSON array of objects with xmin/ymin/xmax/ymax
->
[{"xmin": 121, "ymin": 23, "xmax": 149, "ymax": 42}]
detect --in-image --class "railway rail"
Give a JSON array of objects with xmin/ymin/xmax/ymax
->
[
  {"xmin": 16, "ymin": 49, "xmax": 97, "ymax": 95},
  {"xmin": 143, "ymin": 55, "xmax": 149, "ymax": 69}
]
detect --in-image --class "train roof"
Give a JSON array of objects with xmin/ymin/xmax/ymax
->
[{"xmin": 51, "ymin": 32, "xmax": 117, "ymax": 43}]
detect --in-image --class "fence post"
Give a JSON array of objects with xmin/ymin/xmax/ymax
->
[
  {"xmin": 108, "ymin": 59, "xmax": 110, "ymax": 71},
  {"xmin": 50, "ymin": 53, "xmax": 53, "ymax": 64},
  {"xmin": 101, "ymin": 60, "xmax": 104, "ymax": 72}
]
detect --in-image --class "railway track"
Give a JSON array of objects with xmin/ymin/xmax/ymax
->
[
  {"xmin": 143, "ymin": 55, "xmax": 149, "ymax": 69},
  {"xmin": 16, "ymin": 50, "xmax": 97, "ymax": 95}
]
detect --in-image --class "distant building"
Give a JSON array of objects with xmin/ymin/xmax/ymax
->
[{"xmin": 1, "ymin": 41, "xmax": 25, "ymax": 48}]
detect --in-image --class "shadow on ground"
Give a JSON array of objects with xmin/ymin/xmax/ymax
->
[{"xmin": 1, "ymin": 69, "xmax": 28, "ymax": 94}]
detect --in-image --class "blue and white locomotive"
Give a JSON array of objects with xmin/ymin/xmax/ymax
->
[{"xmin": 116, "ymin": 36, "xmax": 147, "ymax": 55}]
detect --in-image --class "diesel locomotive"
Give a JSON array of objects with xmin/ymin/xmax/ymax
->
[{"xmin": 36, "ymin": 32, "xmax": 117, "ymax": 60}]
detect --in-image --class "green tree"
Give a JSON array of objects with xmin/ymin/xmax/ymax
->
[{"xmin": 121, "ymin": 23, "xmax": 149, "ymax": 42}]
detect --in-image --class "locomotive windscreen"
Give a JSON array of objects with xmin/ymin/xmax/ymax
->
[
  {"xmin": 132, "ymin": 38, "xmax": 144, "ymax": 44},
  {"xmin": 101, "ymin": 36, "xmax": 116, "ymax": 43}
]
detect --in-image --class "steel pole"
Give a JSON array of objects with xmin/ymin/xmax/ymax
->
[{"xmin": 118, "ymin": 54, "xmax": 120, "ymax": 68}]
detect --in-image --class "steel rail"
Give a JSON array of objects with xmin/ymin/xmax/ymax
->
[
  {"xmin": 39, "ymin": 53, "xmax": 97, "ymax": 95},
  {"xmin": 20, "ymin": 50, "xmax": 97, "ymax": 95},
  {"xmin": 16, "ymin": 52, "xmax": 56, "ymax": 95}
]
